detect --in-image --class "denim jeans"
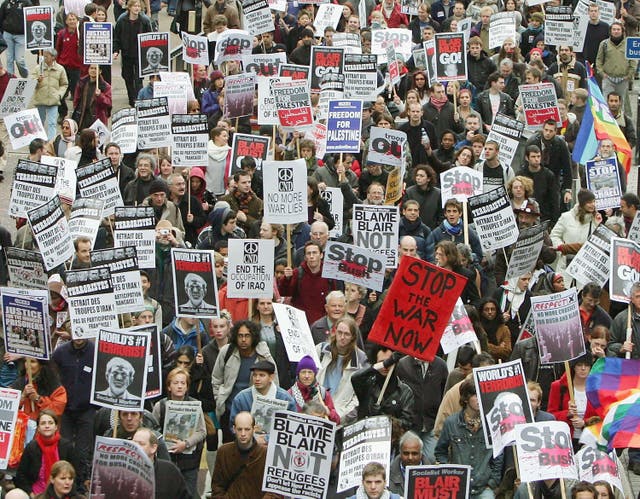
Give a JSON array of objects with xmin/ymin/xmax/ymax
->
[
  {"xmin": 37, "ymin": 104, "xmax": 59, "ymax": 140},
  {"xmin": 2, "ymin": 32, "xmax": 28, "ymax": 77}
]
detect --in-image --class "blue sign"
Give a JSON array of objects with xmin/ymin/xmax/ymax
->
[
  {"xmin": 326, "ymin": 100, "xmax": 363, "ymax": 154},
  {"xmin": 626, "ymin": 37, "xmax": 640, "ymax": 59}
]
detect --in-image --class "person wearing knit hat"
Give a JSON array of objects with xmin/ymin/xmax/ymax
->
[
  {"xmin": 143, "ymin": 178, "xmax": 185, "ymax": 237},
  {"xmin": 288, "ymin": 355, "xmax": 341, "ymax": 424}
]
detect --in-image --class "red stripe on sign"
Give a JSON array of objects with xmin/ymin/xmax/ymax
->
[
  {"xmin": 27, "ymin": 14, "xmax": 50, "ymax": 21},
  {"xmin": 140, "ymin": 40, "xmax": 165, "ymax": 48}
]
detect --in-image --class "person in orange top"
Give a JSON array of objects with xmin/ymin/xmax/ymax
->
[{"xmin": 12, "ymin": 358, "xmax": 67, "ymax": 420}]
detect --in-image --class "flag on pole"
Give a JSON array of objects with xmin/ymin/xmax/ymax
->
[{"xmin": 586, "ymin": 357, "xmax": 640, "ymax": 418}]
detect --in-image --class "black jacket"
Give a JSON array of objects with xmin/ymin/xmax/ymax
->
[
  {"xmin": 475, "ymin": 90, "xmax": 515, "ymax": 127},
  {"xmin": 467, "ymin": 51, "xmax": 496, "ymax": 91},
  {"xmin": 16, "ymin": 437, "xmax": 76, "ymax": 493},
  {"xmin": 155, "ymin": 458, "xmax": 191, "ymax": 499},
  {"xmin": 0, "ymin": 0, "xmax": 31, "ymax": 35}
]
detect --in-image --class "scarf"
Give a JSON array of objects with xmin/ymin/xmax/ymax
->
[
  {"xmin": 430, "ymin": 94, "xmax": 449, "ymax": 111},
  {"xmin": 611, "ymin": 35, "xmax": 624, "ymax": 45},
  {"xmin": 36, "ymin": 431, "xmax": 61, "ymax": 485},
  {"xmin": 443, "ymin": 219, "xmax": 462, "ymax": 235},
  {"xmin": 502, "ymin": 280, "xmax": 526, "ymax": 317},
  {"xmin": 290, "ymin": 380, "xmax": 320, "ymax": 409},
  {"xmin": 355, "ymin": 486, "xmax": 391, "ymax": 499},
  {"xmin": 208, "ymin": 141, "xmax": 231, "ymax": 162},
  {"xmin": 233, "ymin": 189, "xmax": 254, "ymax": 213},
  {"xmin": 402, "ymin": 216, "xmax": 423, "ymax": 233},
  {"xmin": 61, "ymin": 119, "xmax": 78, "ymax": 143}
]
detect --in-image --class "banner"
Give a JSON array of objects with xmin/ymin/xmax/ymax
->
[
  {"xmin": 272, "ymin": 303, "xmax": 319, "ymax": 364},
  {"xmin": 338, "ymin": 416, "xmax": 391, "ymax": 493},
  {"xmin": 138, "ymin": 32, "xmax": 169, "ymax": 77},
  {"xmin": 585, "ymin": 157, "xmax": 622, "ymax": 211},
  {"xmin": 325, "ymin": 100, "xmax": 362, "ymax": 153},
  {"xmin": 367, "ymin": 127, "xmax": 406, "ymax": 169},
  {"xmin": 66, "ymin": 268, "xmax": 119, "ymax": 340},
  {"xmin": 368, "ymin": 256, "xmax": 466, "ymax": 361},
  {"xmin": 91, "ymin": 247, "xmax": 144, "ymax": 315},
  {"xmin": 271, "ymin": 79, "xmax": 313, "ymax": 128},
  {"xmin": 91, "ymin": 328, "xmax": 150, "ymax": 410},
  {"xmin": 76, "ymin": 158, "xmax": 123, "ymax": 217},
  {"xmin": 405, "ymin": 465, "xmax": 470, "ymax": 499},
  {"xmin": 214, "ymin": 29, "xmax": 253, "ymax": 64},
  {"xmin": 504, "ymin": 224, "xmax": 546, "ymax": 283},
  {"xmin": 136, "ymin": 97, "xmax": 172, "ymax": 149},
  {"xmin": 262, "ymin": 159, "xmax": 307, "ymax": 224},
  {"xmin": 257, "ymin": 76, "xmax": 290, "ymax": 125},
  {"xmin": 469, "ymin": 186, "xmax": 519, "ymax": 252},
  {"xmin": 83, "ymin": 22, "xmax": 112, "ymax": 65},
  {"xmin": 519, "ymin": 83, "xmax": 560, "ymax": 130},
  {"xmin": 227, "ymin": 239, "xmax": 274, "ymax": 299},
  {"xmin": 224, "ymin": 73, "xmax": 256, "ymax": 119},
  {"xmin": 6, "ymin": 248, "xmax": 47, "ymax": 290},
  {"xmin": 440, "ymin": 298, "xmax": 477, "ymax": 354},
  {"xmin": 90, "ymin": 437, "xmax": 154, "ymax": 497},
  {"xmin": 171, "ymin": 114, "xmax": 208, "ymax": 166},
  {"xmin": 352, "ymin": 205, "xmax": 399, "ymax": 268},
  {"xmin": 181, "ymin": 32, "xmax": 208, "ymax": 65},
  {"xmin": 488, "ymin": 12, "xmax": 517, "ymax": 49},
  {"xmin": 114, "ymin": 207, "xmax": 156, "ymax": 269},
  {"xmin": 316, "ymin": 74, "xmax": 344, "ymax": 122},
  {"xmin": 387, "ymin": 44, "xmax": 401, "ymax": 85},
  {"xmin": 323, "ymin": 241, "xmax": 385, "ymax": 291},
  {"xmin": 9, "ymin": 159, "xmax": 57, "ymax": 218},
  {"xmin": 171, "ymin": 249, "xmax": 218, "ymax": 318},
  {"xmin": 279, "ymin": 64, "xmax": 310, "ymax": 81},
  {"xmin": 27, "ymin": 196, "xmax": 74, "ymax": 271},
  {"xmin": 243, "ymin": 53, "xmax": 287, "ymax": 79},
  {"xmin": 0, "ymin": 79, "xmax": 36, "ymax": 117},
  {"xmin": 567, "ymin": 225, "xmax": 616, "ymax": 287},
  {"xmin": 434, "ymin": 32, "xmax": 467, "ymax": 81},
  {"xmin": 305, "ymin": 123, "xmax": 327, "ymax": 160},
  {"xmin": 242, "ymin": 0, "xmax": 272, "ymax": 35},
  {"xmin": 485, "ymin": 113, "xmax": 525, "ymax": 166},
  {"xmin": 310, "ymin": 46, "xmax": 344, "ymax": 92},
  {"xmin": 313, "ymin": 3, "xmax": 342, "ymax": 35},
  {"xmin": 153, "ymin": 80, "xmax": 188, "ymax": 115},
  {"xmin": 320, "ymin": 187, "xmax": 343, "ymax": 238},
  {"xmin": 1, "ymin": 287, "xmax": 50, "ymax": 360},
  {"xmin": 371, "ymin": 29, "xmax": 413, "ymax": 59},
  {"xmin": 440, "ymin": 166, "xmax": 483, "ymax": 207},
  {"xmin": 68, "ymin": 198, "xmax": 103, "ymax": 247},
  {"xmin": 110, "ymin": 108, "xmax": 137, "ymax": 154},
  {"xmin": 163, "ymin": 400, "xmax": 202, "ymax": 453},
  {"xmin": 575, "ymin": 446, "xmax": 624, "ymax": 495},
  {"xmin": 41, "ymin": 155, "xmax": 77, "ymax": 205},
  {"xmin": 545, "ymin": 6, "xmax": 573, "ymax": 46},
  {"xmin": 531, "ymin": 288, "xmax": 585, "ymax": 363},
  {"xmin": 263, "ymin": 411, "xmax": 335, "ymax": 499},
  {"xmin": 609, "ymin": 237, "xmax": 640, "ymax": 303},
  {"xmin": 5, "ymin": 109, "xmax": 47, "ymax": 149},
  {"xmin": 0, "ymin": 388, "xmax": 20, "ymax": 470},
  {"xmin": 474, "ymin": 359, "xmax": 533, "ymax": 456},
  {"xmin": 343, "ymin": 54, "xmax": 379, "ymax": 100},
  {"xmin": 230, "ymin": 133, "xmax": 270, "ymax": 172},
  {"xmin": 333, "ymin": 33, "xmax": 362, "ymax": 55},
  {"xmin": 90, "ymin": 118, "xmax": 110, "ymax": 149},
  {"xmin": 24, "ymin": 6, "xmax": 53, "ymax": 51},
  {"xmin": 515, "ymin": 421, "xmax": 578, "ymax": 482}
]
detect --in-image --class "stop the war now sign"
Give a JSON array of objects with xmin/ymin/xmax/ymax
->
[{"xmin": 368, "ymin": 256, "xmax": 466, "ymax": 361}]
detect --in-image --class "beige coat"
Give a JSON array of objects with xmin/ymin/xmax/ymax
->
[{"xmin": 32, "ymin": 61, "xmax": 68, "ymax": 107}]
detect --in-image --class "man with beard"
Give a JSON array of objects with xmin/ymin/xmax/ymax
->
[
  {"xmin": 547, "ymin": 46, "xmax": 587, "ymax": 100},
  {"xmin": 95, "ymin": 357, "xmax": 141, "ymax": 404},
  {"xmin": 606, "ymin": 92, "xmax": 636, "ymax": 147},
  {"xmin": 179, "ymin": 273, "xmax": 217, "ymax": 313}
]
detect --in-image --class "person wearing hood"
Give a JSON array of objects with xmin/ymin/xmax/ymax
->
[
  {"xmin": 494, "ymin": 271, "xmax": 533, "ymax": 346},
  {"xmin": 221, "ymin": 171, "xmax": 263, "ymax": 234},
  {"xmin": 167, "ymin": 173, "xmax": 206, "ymax": 246},
  {"xmin": 479, "ymin": 297, "xmax": 512, "ymax": 362},
  {"xmin": 206, "ymin": 127, "xmax": 231, "ymax": 198},
  {"xmin": 532, "ymin": 271, "xmax": 566, "ymax": 296},
  {"xmin": 196, "ymin": 204, "xmax": 246, "ymax": 250},
  {"xmin": 189, "ymin": 166, "xmax": 216, "ymax": 215},
  {"xmin": 50, "ymin": 118, "xmax": 78, "ymax": 158},
  {"xmin": 289, "ymin": 27, "xmax": 314, "ymax": 65}
]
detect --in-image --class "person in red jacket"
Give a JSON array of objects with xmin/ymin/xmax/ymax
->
[
  {"xmin": 72, "ymin": 64, "xmax": 112, "ymax": 129},
  {"xmin": 372, "ymin": 0, "xmax": 409, "ymax": 28},
  {"xmin": 55, "ymin": 12, "xmax": 82, "ymax": 120}
]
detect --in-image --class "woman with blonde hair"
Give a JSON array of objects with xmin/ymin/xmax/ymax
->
[
  {"xmin": 35, "ymin": 460, "xmax": 81, "ymax": 499},
  {"xmin": 506, "ymin": 175, "xmax": 535, "ymax": 211}
]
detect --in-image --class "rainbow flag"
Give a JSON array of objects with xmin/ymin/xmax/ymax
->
[
  {"xmin": 601, "ymin": 391, "xmax": 640, "ymax": 449},
  {"xmin": 586, "ymin": 358, "xmax": 640, "ymax": 418},
  {"xmin": 572, "ymin": 64, "xmax": 633, "ymax": 174}
]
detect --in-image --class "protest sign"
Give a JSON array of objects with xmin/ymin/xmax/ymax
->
[
  {"xmin": 181, "ymin": 32, "xmax": 208, "ymax": 66},
  {"xmin": 338, "ymin": 416, "xmax": 391, "ymax": 493},
  {"xmin": 401, "ymin": 0, "xmax": 419, "ymax": 15},
  {"xmin": 41, "ymin": 155, "xmax": 77, "ymax": 205},
  {"xmin": 585, "ymin": 157, "xmax": 622, "ymax": 211},
  {"xmin": 90, "ymin": 119, "xmax": 110, "ymax": 149},
  {"xmin": 114, "ymin": 207, "xmax": 156, "ymax": 269},
  {"xmin": 516, "ymin": 421, "xmax": 578, "ymax": 482},
  {"xmin": 371, "ymin": 29, "xmax": 413, "ymax": 59},
  {"xmin": 440, "ymin": 298, "xmax": 477, "ymax": 354},
  {"xmin": 5, "ymin": 109, "xmax": 47, "ymax": 149},
  {"xmin": 387, "ymin": 44, "xmax": 401, "ymax": 85},
  {"xmin": 474, "ymin": 359, "xmax": 533, "ymax": 456},
  {"xmin": 279, "ymin": 64, "xmax": 310, "ymax": 81},
  {"xmin": 227, "ymin": 240, "xmax": 274, "ymax": 299},
  {"xmin": 485, "ymin": 113, "xmax": 525, "ymax": 166},
  {"xmin": 243, "ymin": 53, "xmax": 287, "ymax": 79},
  {"xmin": 326, "ymin": 100, "xmax": 362, "ymax": 153},
  {"xmin": 469, "ymin": 186, "xmax": 519, "ymax": 252},
  {"xmin": 257, "ymin": 76, "xmax": 290, "ymax": 125},
  {"xmin": 224, "ymin": 73, "xmax": 256, "ymax": 119},
  {"xmin": 272, "ymin": 303, "xmax": 319, "ymax": 364},
  {"xmin": 24, "ymin": 6, "xmax": 53, "ymax": 51},
  {"xmin": 271, "ymin": 79, "xmax": 313, "ymax": 128},
  {"xmin": 172, "ymin": 249, "xmax": 218, "ymax": 318},
  {"xmin": 6, "ymin": 248, "xmax": 47, "ymax": 290},
  {"xmin": 323, "ymin": 241, "xmax": 385, "ymax": 291},
  {"xmin": 545, "ymin": 6, "xmax": 573, "ymax": 46},
  {"xmin": 171, "ymin": 114, "xmax": 208, "ymax": 166},
  {"xmin": 264, "ymin": 411, "xmax": 335, "ymax": 499},
  {"xmin": 252, "ymin": 395, "xmax": 290, "ymax": 435},
  {"xmin": 68, "ymin": 198, "xmax": 104, "ymax": 247},
  {"xmin": 440, "ymin": 166, "xmax": 483, "ymax": 207},
  {"xmin": 1, "ymin": 287, "xmax": 50, "ymax": 360},
  {"xmin": 110, "ymin": 108, "xmax": 137, "ymax": 154},
  {"xmin": 314, "ymin": 3, "xmax": 342, "ymax": 35},
  {"xmin": 310, "ymin": 46, "xmax": 344, "ymax": 92},
  {"xmin": 214, "ymin": 29, "xmax": 253, "ymax": 64},
  {"xmin": 385, "ymin": 165, "xmax": 405, "ymax": 206},
  {"xmin": 163, "ymin": 400, "xmax": 203, "ymax": 453},
  {"xmin": 83, "ymin": 22, "xmax": 112, "ymax": 65},
  {"xmin": 128, "ymin": 323, "xmax": 162, "ymax": 399},
  {"xmin": 0, "ymin": 79, "xmax": 36, "ymax": 117},
  {"xmin": 230, "ymin": 133, "xmax": 270, "ymax": 172},
  {"xmin": 9, "ymin": 160, "xmax": 57, "ymax": 218},
  {"xmin": 575, "ymin": 446, "xmax": 624, "ymax": 495},
  {"xmin": 66, "ymin": 268, "xmax": 119, "ymax": 340},
  {"xmin": 136, "ymin": 97, "xmax": 172, "ymax": 149},
  {"xmin": 405, "ymin": 465, "xmax": 470, "ymax": 499},
  {"xmin": 413, "ymin": 46, "xmax": 427, "ymax": 70},
  {"xmin": 305, "ymin": 122, "xmax": 327, "ymax": 160},
  {"xmin": 27, "ymin": 196, "xmax": 74, "ymax": 271},
  {"xmin": 629, "ymin": 211, "xmax": 640, "ymax": 242},
  {"xmin": 567, "ymin": 225, "xmax": 616, "ymax": 287},
  {"xmin": 504, "ymin": 223, "xmax": 546, "ymax": 283},
  {"xmin": 531, "ymin": 288, "xmax": 585, "ymax": 363},
  {"xmin": 320, "ymin": 187, "xmax": 343, "ymax": 238},
  {"xmin": 367, "ymin": 127, "xmax": 407, "ymax": 169},
  {"xmin": 424, "ymin": 39, "xmax": 437, "ymax": 86},
  {"xmin": 138, "ymin": 32, "xmax": 169, "ymax": 77},
  {"xmin": 159, "ymin": 72, "xmax": 196, "ymax": 101},
  {"xmin": 488, "ymin": 12, "xmax": 517, "ymax": 49},
  {"xmin": 519, "ymin": 83, "xmax": 560, "ymax": 129},
  {"xmin": 76, "ymin": 158, "xmax": 123, "ymax": 217},
  {"xmin": 368, "ymin": 256, "xmax": 466, "ymax": 361},
  {"xmin": 262, "ymin": 159, "xmax": 307, "ymax": 224},
  {"xmin": 91, "ymin": 247, "xmax": 144, "ymax": 315},
  {"xmin": 242, "ymin": 0, "xmax": 272, "ymax": 36},
  {"xmin": 316, "ymin": 74, "xmax": 345, "ymax": 122},
  {"xmin": 344, "ymin": 54, "xmax": 379, "ymax": 100},
  {"xmin": 352, "ymin": 205, "xmax": 399, "ymax": 267},
  {"xmin": 153, "ymin": 80, "xmax": 188, "ymax": 115},
  {"xmin": 0, "ymin": 388, "xmax": 20, "ymax": 470},
  {"xmin": 609, "ymin": 237, "xmax": 640, "ymax": 303},
  {"xmin": 90, "ymin": 437, "xmax": 155, "ymax": 497},
  {"xmin": 91, "ymin": 328, "xmax": 150, "ymax": 410},
  {"xmin": 434, "ymin": 32, "xmax": 467, "ymax": 81},
  {"xmin": 458, "ymin": 17, "xmax": 473, "ymax": 45},
  {"xmin": 333, "ymin": 33, "xmax": 362, "ymax": 54}
]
